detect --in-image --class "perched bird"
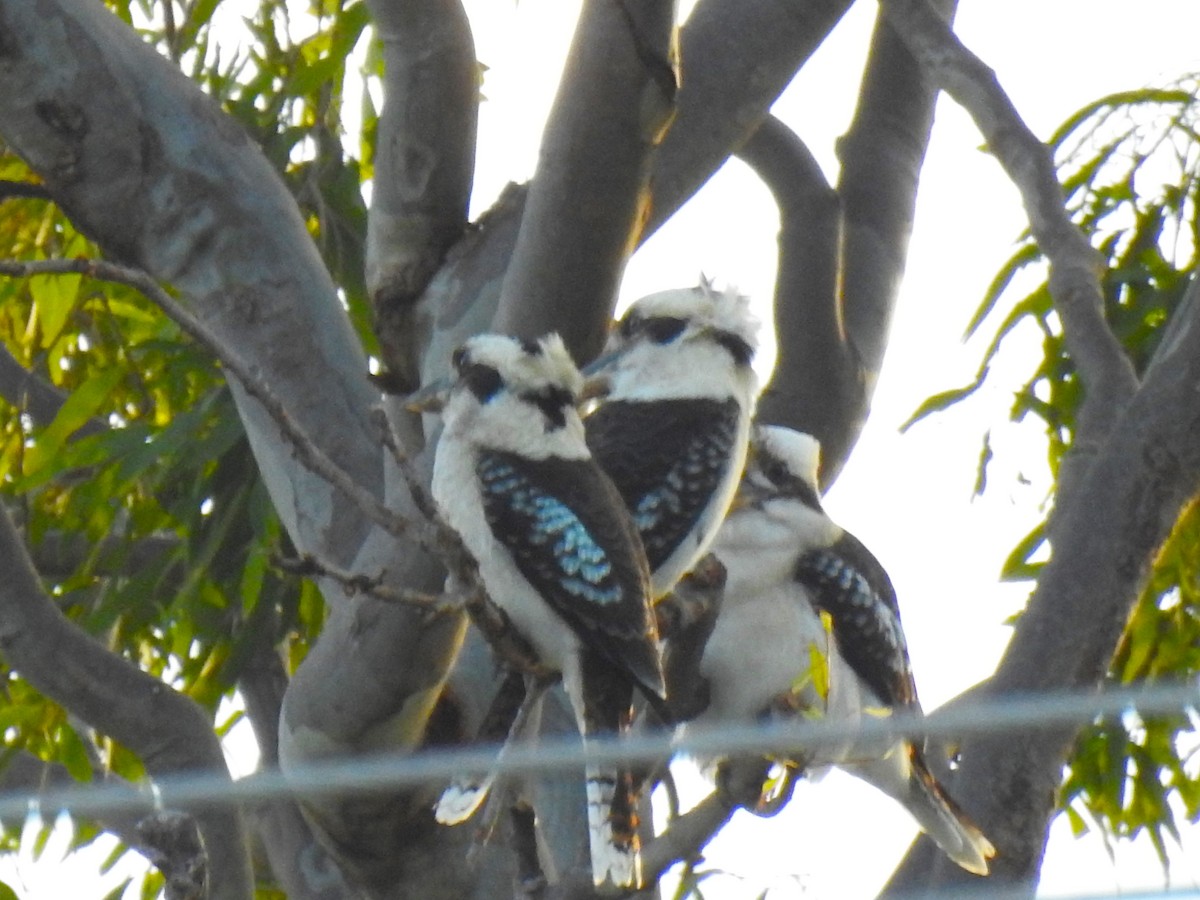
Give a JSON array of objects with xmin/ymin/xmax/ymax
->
[
  {"xmin": 695, "ymin": 425, "xmax": 995, "ymax": 875},
  {"xmin": 412, "ymin": 333, "xmax": 666, "ymax": 890},
  {"xmin": 584, "ymin": 283, "xmax": 760, "ymax": 599}
]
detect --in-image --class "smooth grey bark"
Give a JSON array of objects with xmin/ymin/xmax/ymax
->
[
  {"xmin": 744, "ymin": 1, "xmax": 956, "ymax": 487},
  {"xmin": 419, "ymin": 0, "xmax": 856, "ymax": 371},
  {"xmin": 366, "ymin": 0, "xmax": 477, "ymax": 393},
  {"xmin": 0, "ymin": 0, "xmax": 465, "ymax": 893},
  {"xmin": 239, "ymin": 634, "xmax": 361, "ymax": 900},
  {"xmin": 0, "ymin": 504, "xmax": 254, "ymax": 899},
  {"xmin": 493, "ymin": 0, "xmax": 677, "ymax": 362},
  {"xmin": 0, "ymin": 0, "xmax": 383, "ymax": 563},
  {"xmin": 873, "ymin": 0, "xmax": 1161, "ymax": 894},
  {"xmin": 644, "ymin": 0, "xmax": 856, "ymax": 236},
  {"xmin": 7, "ymin": 0, "xmax": 1169, "ymax": 897}
]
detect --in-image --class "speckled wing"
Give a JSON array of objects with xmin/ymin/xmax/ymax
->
[
  {"xmin": 585, "ymin": 398, "xmax": 741, "ymax": 574},
  {"xmin": 794, "ymin": 530, "xmax": 918, "ymax": 711},
  {"xmin": 476, "ymin": 450, "xmax": 665, "ymax": 701}
]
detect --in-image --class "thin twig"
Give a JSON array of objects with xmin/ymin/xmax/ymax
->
[
  {"xmin": 369, "ymin": 405, "xmax": 457, "ymax": 548},
  {"xmin": 273, "ymin": 553, "xmax": 450, "ymax": 611},
  {"xmin": 0, "ymin": 256, "xmax": 567, "ymax": 686},
  {"xmin": 0, "ymin": 180, "xmax": 52, "ymax": 202},
  {"xmin": 468, "ymin": 674, "xmax": 558, "ymax": 858},
  {"xmin": 878, "ymin": 0, "xmax": 1139, "ymax": 450},
  {"xmin": 0, "ymin": 257, "xmax": 416, "ymax": 546}
]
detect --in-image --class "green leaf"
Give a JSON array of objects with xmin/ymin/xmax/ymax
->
[
  {"xmin": 999, "ymin": 520, "xmax": 1047, "ymax": 582},
  {"xmin": 58, "ymin": 723, "xmax": 95, "ymax": 783},
  {"xmin": 140, "ymin": 869, "xmax": 165, "ymax": 900},
  {"xmin": 31, "ymin": 816, "xmax": 53, "ymax": 861},
  {"xmin": 963, "ymin": 242, "xmax": 1041, "ymax": 339},
  {"xmin": 0, "ymin": 880, "xmax": 20, "ymax": 900},
  {"xmin": 1047, "ymin": 88, "xmax": 1193, "ymax": 150},
  {"xmin": 900, "ymin": 375, "xmax": 988, "ymax": 432},
  {"xmin": 23, "ymin": 366, "xmax": 124, "ymax": 476},
  {"xmin": 30, "ymin": 271, "xmax": 82, "ymax": 349},
  {"xmin": 973, "ymin": 430, "xmax": 993, "ymax": 498}
]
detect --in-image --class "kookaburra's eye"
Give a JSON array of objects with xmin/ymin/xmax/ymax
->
[
  {"xmin": 462, "ymin": 363, "xmax": 502, "ymax": 403},
  {"xmin": 618, "ymin": 313, "xmax": 640, "ymax": 339},
  {"xmin": 451, "ymin": 347, "xmax": 468, "ymax": 371},
  {"xmin": 761, "ymin": 457, "xmax": 789, "ymax": 487},
  {"xmin": 643, "ymin": 316, "xmax": 687, "ymax": 344}
]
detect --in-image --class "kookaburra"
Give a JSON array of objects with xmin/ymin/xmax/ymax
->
[
  {"xmin": 413, "ymin": 333, "xmax": 666, "ymax": 890},
  {"xmin": 583, "ymin": 283, "xmax": 760, "ymax": 599},
  {"xmin": 695, "ymin": 424, "xmax": 995, "ymax": 875}
]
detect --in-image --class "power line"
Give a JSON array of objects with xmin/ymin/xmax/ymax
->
[{"xmin": 1, "ymin": 680, "xmax": 1196, "ymax": 823}]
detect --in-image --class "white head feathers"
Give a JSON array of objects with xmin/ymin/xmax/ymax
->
[
  {"xmin": 752, "ymin": 425, "xmax": 822, "ymax": 493},
  {"xmin": 453, "ymin": 332, "xmax": 584, "ymax": 401},
  {"xmin": 621, "ymin": 282, "xmax": 760, "ymax": 358}
]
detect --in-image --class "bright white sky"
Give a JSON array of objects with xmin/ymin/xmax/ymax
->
[{"xmin": 6, "ymin": 1, "xmax": 1200, "ymax": 898}]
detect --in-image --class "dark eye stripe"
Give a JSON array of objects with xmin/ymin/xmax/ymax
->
[
  {"xmin": 521, "ymin": 386, "xmax": 574, "ymax": 430},
  {"xmin": 713, "ymin": 330, "xmax": 754, "ymax": 367},
  {"xmin": 759, "ymin": 456, "xmax": 822, "ymax": 511},
  {"xmin": 793, "ymin": 476, "xmax": 823, "ymax": 511},
  {"xmin": 518, "ymin": 337, "xmax": 542, "ymax": 356},
  {"xmin": 643, "ymin": 316, "xmax": 688, "ymax": 344},
  {"xmin": 462, "ymin": 363, "xmax": 502, "ymax": 403}
]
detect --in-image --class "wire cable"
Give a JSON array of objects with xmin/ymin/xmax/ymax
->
[{"xmin": 0, "ymin": 680, "xmax": 1195, "ymax": 822}]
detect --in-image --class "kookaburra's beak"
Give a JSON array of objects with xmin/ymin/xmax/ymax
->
[
  {"xmin": 403, "ymin": 376, "xmax": 453, "ymax": 414},
  {"xmin": 579, "ymin": 345, "xmax": 627, "ymax": 404},
  {"xmin": 579, "ymin": 373, "xmax": 612, "ymax": 403},
  {"xmin": 729, "ymin": 478, "xmax": 770, "ymax": 512},
  {"xmin": 580, "ymin": 344, "xmax": 627, "ymax": 379}
]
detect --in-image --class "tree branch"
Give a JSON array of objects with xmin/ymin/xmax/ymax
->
[
  {"xmin": 0, "ymin": 503, "xmax": 254, "ymax": 899},
  {"xmin": 0, "ymin": 0, "xmax": 393, "ymax": 566},
  {"xmin": 365, "ymin": 0, "xmax": 478, "ymax": 393},
  {"xmin": 0, "ymin": 750, "xmax": 145, "ymax": 851},
  {"xmin": 0, "ymin": 256, "xmax": 426, "ymax": 550},
  {"xmin": 644, "ymin": 0, "xmax": 856, "ymax": 236},
  {"xmin": 418, "ymin": 0, "xmax": 858, "ymax": 380},
  {"xmin": 493, "ymin": 0, "xmax": 678, "ymax": 362},
  {"xmin": 883, "ymin": 244, "xmax": 1200, "ymax": 899},
  {"xmin": 736, "ymin": 115, "xmax": 858, "ymax": 487},
  {"xmin": 0, "ymin": 179, "xmax": 50, "ymax": 201},
  {"xmin": 879, "ymin": 0, "xmax": 1138, "ymax": 461},
  {"xmin": 792, "ymin": 1, "xmax": 952, "ymax": 484},
  {"xmin": 0, "ymin": 340, "xmax": 105, "ymax": 436},
  {"xmin": 238, "ymin": 645, "xmax": 360, "ymax": 900},
  {"xmin": 871, "ymin": 2, "xmax": 1154, "ymax": 894}
]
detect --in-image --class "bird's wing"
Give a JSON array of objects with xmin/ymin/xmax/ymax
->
[
  {"xmin": 477, "ymin": 450, "xmax": 665, "ymax": 701},
  {"xmin": 585, "ymin": 397, "xmax": 741, "ymax": 573},
  {"xmin": 795, "ymin": 530, "xmax": 919, "ymax": 710}
]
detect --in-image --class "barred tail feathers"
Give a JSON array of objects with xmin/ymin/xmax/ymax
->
[
  {"xmin": 434, "ymin": 773, "xmax": 495, "ymax": 826},
  {"xmin": 902, "ymin": 748, "xmax": 995, "ymax": 876},
  {"xmin": 570, "ymin": 650, "xmax": 645, "ymax": 888},
  {"xmin": 585, "ymin": 764, "xmax": 642, "ymax": 889}
]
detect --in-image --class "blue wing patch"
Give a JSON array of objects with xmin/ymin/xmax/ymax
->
[
  {"xmin": 475, "ymin": 451, "xmax": 666, "ymax": 704},
  {"xmin": 479, "ymin": 454, "xmax": 625, "ymax": 607}
]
